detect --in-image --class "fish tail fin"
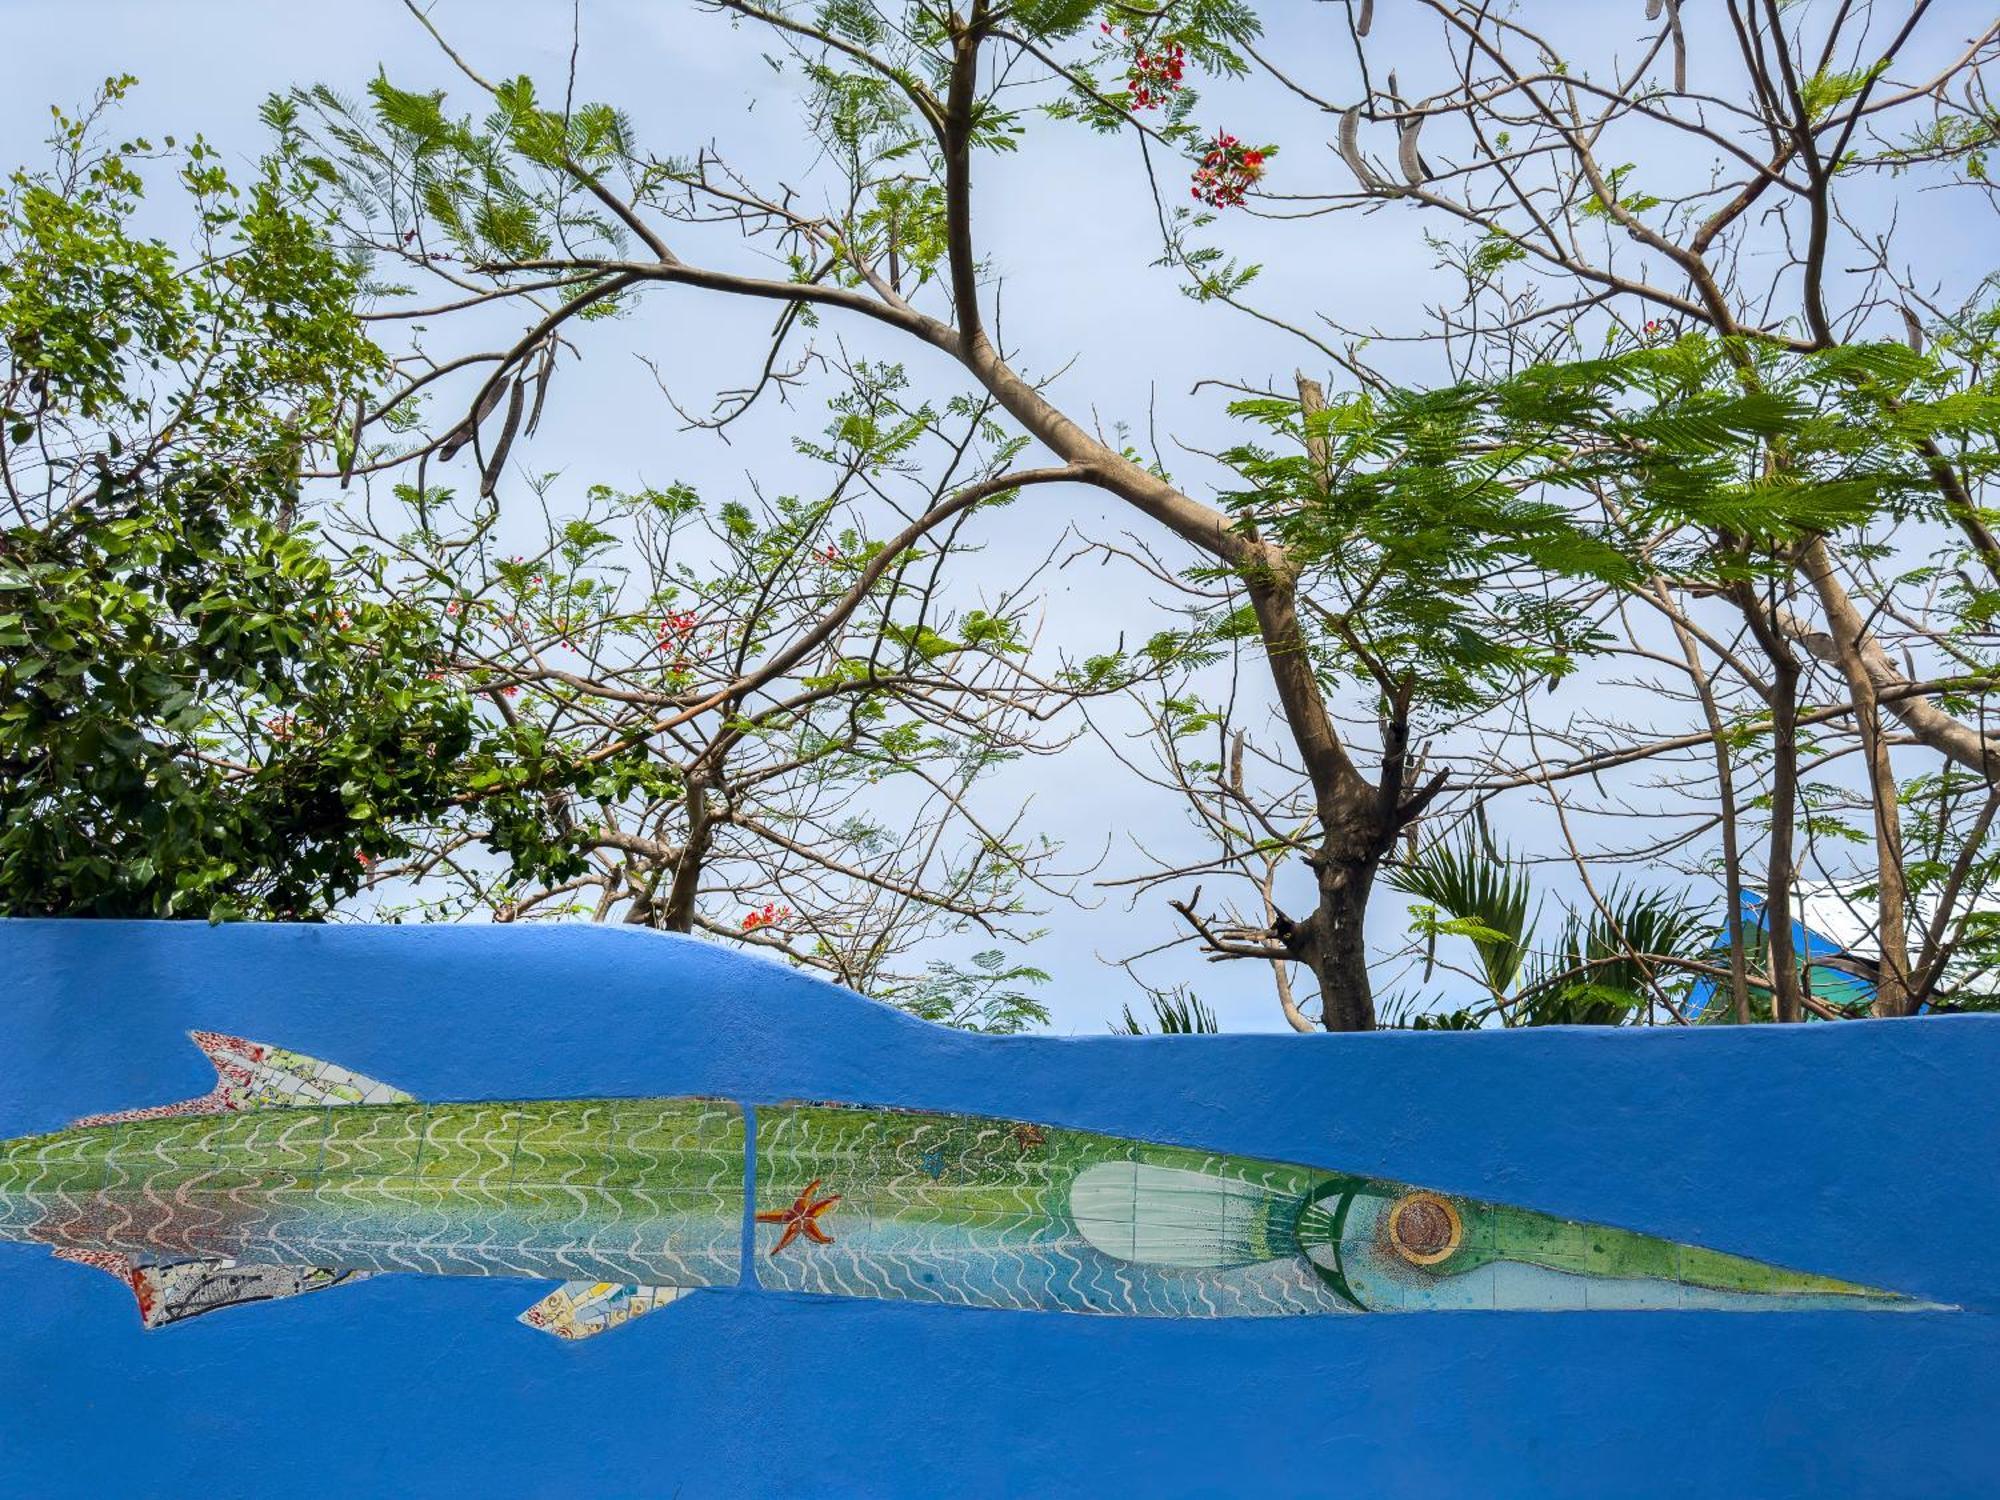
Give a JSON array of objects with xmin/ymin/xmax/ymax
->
[
  {"xmin": 70, "ymin": 1031, "xmax": 414, "ymax": 1128},
  {"xmin": 54, "ymin": 1248, "xmax": 371, "ymax": 1329}
]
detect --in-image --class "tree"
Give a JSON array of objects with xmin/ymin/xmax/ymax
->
[
  {"xmin": 0, "ymin": 80, "xmax": 497, "ymax": 919},
  {"xmin": 0, "ymin": 78, "xmax": 1083, "ymax": 1039},
  {"xmin": 1138, "ymin": 334, "xmax": 2000, "ymax": 1021},
  {"xmin": 279, "ymin": 1, "xmax": 1632, "ymax": 1027},
  {"xmin": 1282, "ymin": 0, "xmax": 2000, "ymax": 1019},
  {"xmin": 346, "ymin": 361, "xmax": 1097, "ymax": 1003},
  {"xmin": 270, "ymin": 1, "xmax": 1996, "ymax": 1028}
]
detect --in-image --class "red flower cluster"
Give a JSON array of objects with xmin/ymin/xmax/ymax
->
[
  {"xmin": 741, "ymin": 901, "xmax": 792, "ymax": 932},
  {"xmin": 1192, "ymin": 133, "xmax": 1269, "ymax": 208},
  {"xmin": 657, "ymin": 609, "xmax": 698, "ymax": 646},
  {"xmin": 1103, "ymin": 23, "xmax": 1186, "ymax": 110}
]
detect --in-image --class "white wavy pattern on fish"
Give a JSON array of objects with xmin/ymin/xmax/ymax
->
[
  {"xmin": 752, "ymin": 1104, "xmax": 1356, "ymax": 1317},
  {"xmin": 2, "ymin": 1100, "xmax": 744, "ymax": 1288}
]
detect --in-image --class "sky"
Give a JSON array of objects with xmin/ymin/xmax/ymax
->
[{"xmin": 6, "ymin": 1, "xmax": 1990, "ymax": 1032}]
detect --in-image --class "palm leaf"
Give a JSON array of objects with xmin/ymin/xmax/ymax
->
[
  {"xmin": 1518, "ymin": 886, "xmax": 1714, "ymax": 1026},
  {"xmin": 1388, "ymin": 829, "xmax": 1535, "ymax": 996}
]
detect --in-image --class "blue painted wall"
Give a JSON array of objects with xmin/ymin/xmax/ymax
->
[{"xmin": 0, "ymin": 919, "xmax": 1992, "ymax": 1498}]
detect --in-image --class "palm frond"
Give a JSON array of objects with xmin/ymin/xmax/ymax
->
[
  {"xmin": 1387, "ymin": 829, "xmax": 1536, "ymax": 996},
  {"xmin": 1517, "ymin": 886, "xmax": 1714, "ymax": 1026}
]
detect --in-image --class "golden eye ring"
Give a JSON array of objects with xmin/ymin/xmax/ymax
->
[{"xmin": 1387, "ymin": 1191, "xmax": 1463, "ymax": 1266}]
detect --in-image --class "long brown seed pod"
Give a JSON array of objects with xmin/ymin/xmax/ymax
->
[
  {"xmin": 524, "ymin": 341, "xmax": 556, "ymax": 438},
  {"xmin": 1338, "ymin": 106, "xmax": 1378, "ymax": 191},
  {"xmin": 440, "ymin": 376, "xmax": 507, "ymax": 465},
  {"xmin": 480, "ymin": 376, "xmax": 527, "ymax": 499},
  {"xmin": 1398, "ymin": 115, "xmax": 1428, "ymax": 186}
]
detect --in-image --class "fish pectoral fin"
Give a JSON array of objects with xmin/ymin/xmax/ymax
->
[
  {"xmin": 1068, "ymin": 1161, "xmax": 1294, "ymax": 1269},
  {"xmin": 70, "ymin": 1031, "xmax": 414, "ymax": 1128},
  {"xmin": 54, "ymin": 1249, "xmax": 371, "ymax": 1329},
  {"xmin": 518, "ymin": 1281, "xmax": 687, "ymax": 1341}
]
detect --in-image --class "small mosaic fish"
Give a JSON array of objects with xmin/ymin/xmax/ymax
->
[{"xmin": 0, "ymin": 1033, "xmax": 1935, "ymax": 1339}]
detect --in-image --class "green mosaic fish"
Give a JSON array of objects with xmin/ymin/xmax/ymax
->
[{"xmin": 0, "ymin": 1033, "xmax": 1930, "ymax": 1339}]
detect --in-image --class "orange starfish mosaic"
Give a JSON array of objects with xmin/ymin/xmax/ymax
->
[{"xmin": 756, "ymin": 1178, "xmax": 841, "ymax": 1257}]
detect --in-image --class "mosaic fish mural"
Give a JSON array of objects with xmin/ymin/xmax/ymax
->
[{"xmin": 0, "ymin": 1033, "xmax": 1932, "ymax": 1339}]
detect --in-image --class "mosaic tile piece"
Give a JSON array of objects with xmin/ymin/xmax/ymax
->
[{"xmin": 519, "ymin": 1280, "xmax": 685, "ymax": 1341}]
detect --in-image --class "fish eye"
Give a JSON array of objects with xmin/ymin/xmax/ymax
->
[{"xmin": 1385, "ymin": 1191, "xmax": 1462, "ymax": 1267}]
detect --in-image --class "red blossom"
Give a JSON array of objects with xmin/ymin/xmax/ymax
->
[
  {"xmin": 1125, "ymin": 38, "xmax": 1186, "ymax": 111},
  {"xmin": 1191, "ymin": 133, "xmax": 1274, "ymax": 209},
  {"xmin": 741, "ymin": 900, "xmax": 792, "ymax": 932}
]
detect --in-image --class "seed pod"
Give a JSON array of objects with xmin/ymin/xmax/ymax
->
[
  {"xmin": 1646, "ymin": 0, "xmax": 1662, "ymax": 18},
  {"xmin": 480, "ymin": 375, "xmax": 527, "ymax": 499},
  {"xmin": 1338, "ymin": 106, "xmax": 1378, "ymax": 191},
  {"xmin": 412, "ymin": 450, "xmax": 432, "ymax": 526},
  {"xmin": 440, "ymin": 376, "xmax": 508, "ymax": 464},
  {"xmin": 1398, "ymin": 115, "xmax": 1428, "ymax": 186},
  {"xmin": 1665, "ymin": 0, "xmax": 1686, "ymax": 91},
  {"xmin": 1900, "ymin": 305, "xmax": 1925, "ymax": 354},
  {"xmin": 1357, "ymin": 0, "xmax": 1373, "ymax": 37},
  {"xmin": 338, "ymin": 394, "xmax": 364, "ymax": 489},
  {"xmin": 525, "ymin": 341, "xmax": 556, "ymax": 437}
]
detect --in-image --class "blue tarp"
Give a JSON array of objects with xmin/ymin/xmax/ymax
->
[{"xmin": 1686, "ymin": 891, "xmax": 1882, "ymax": 1019}]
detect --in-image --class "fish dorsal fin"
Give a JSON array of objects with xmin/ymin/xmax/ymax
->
[
  {"xmin": 71, "ymin": 1032, "xmax": 414, "ymax": 1128},
  {"xmin": 1068, "ymin": 1162, "xmax": 1294, "ymax": 1269},
  {"xmin": 518, "ymin": 1282, "xmax": 685, "ymax": 1341},
  {"xmin": 53, "ymin": 1249, "xmax": 371, "ymax": 1329}
]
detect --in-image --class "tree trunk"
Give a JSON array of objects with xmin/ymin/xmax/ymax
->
[
  {"xmin": 659, "ymin": 771, "xmax": 715, "ymax": 933},
  {"xmin": 1655, "ymin": 579, "xmax": 1754, "ymax": 1023},
  {"xmin": 1734, "ymin": 574, "xmax": 1807, "ymax": 1023},
  {"xmin": 1796, "ymin": 539, "xmax": 1916, "ymax": 1014},
  {"xmin": 1299, "ymin": 831, "xmax": 1385, "ymax": 1031},
  {"xmin": 1764, "ymin": 658, "xmax": 1806, "ymax": 1023}
]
